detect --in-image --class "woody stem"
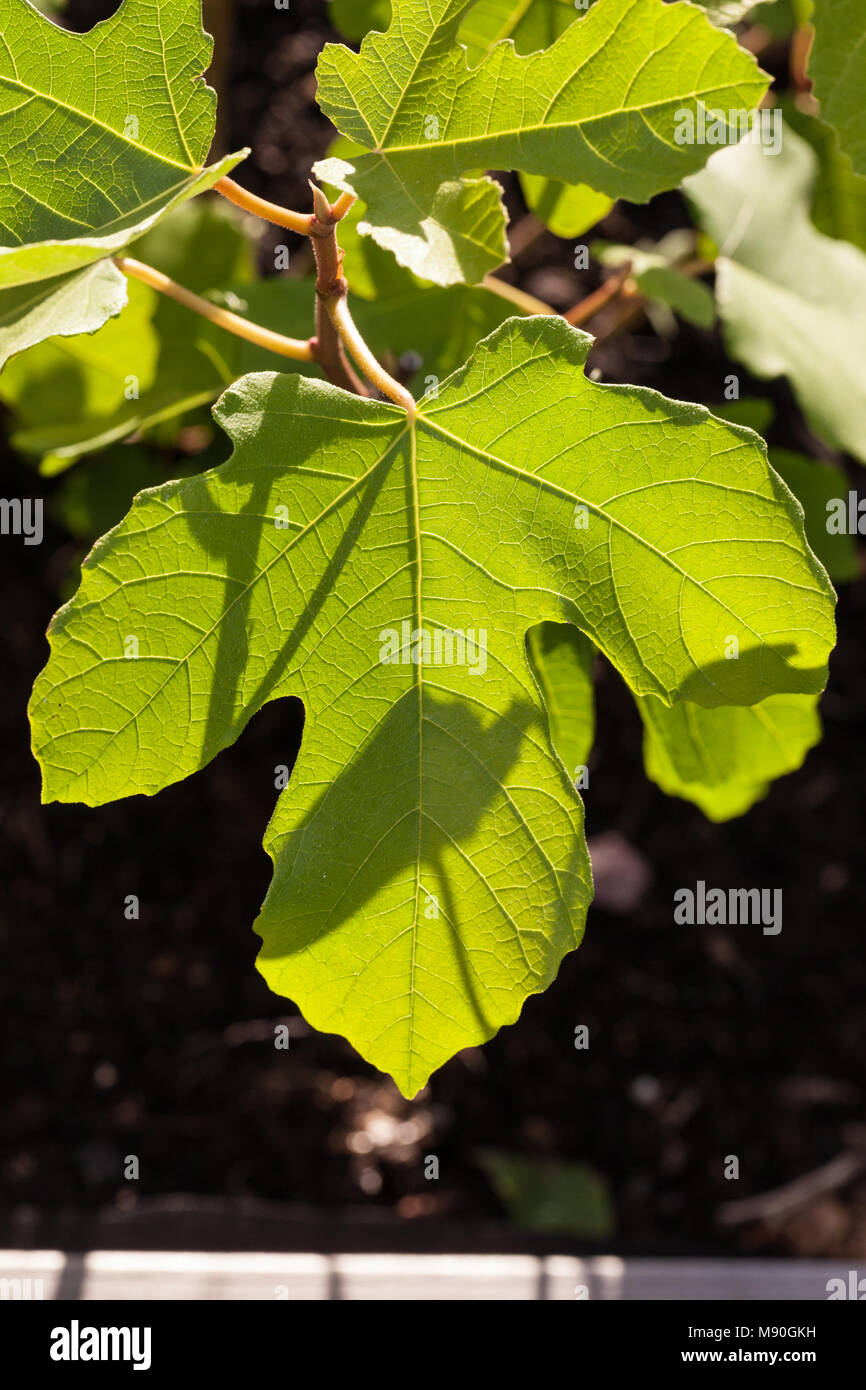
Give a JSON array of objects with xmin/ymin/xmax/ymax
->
[
  {"xmin": 308, "ymin": 191, "xmax": 369, "ymax": 397},
  {"xmin": 308, "ymin": 186, "xmax": 414, "ymax": 413}
]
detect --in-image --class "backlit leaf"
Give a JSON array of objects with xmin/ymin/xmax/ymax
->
[
  {"xmin": 0, "ymin": 0, "xmax": 246, "ymax": 290},
  {"xmin": 314, "ymin": 0, "xmax": 767, "ymax": 284},
  {"xmin": 638, "ymin": 691, "xmax": 822, "ymax": 820},
  {"xmin": 530, "ymin": 612, "xmax": 824, "ymax": 823},
  {"xmin": 519, "ymin": 177, "xmax": 613, "ymax": 240},
  {"xmin": 31, "ymin": 317, "xmax": 835, "ymax": 1091},
  {"xmin": 0, "ymin": 261, "xmax": 127, "ymax": 370},
  {"xmin": 528, "ymin": 621, "xmax": 595, "ymax": 780},
  {"xmin": 330, "ymin": 0, "xmax": 610, "ymax": 240}
]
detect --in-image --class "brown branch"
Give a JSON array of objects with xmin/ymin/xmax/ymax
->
[
  {"xmin": 307, "ymin": 184, "xmax": 414, "ymax": 410},
  {"xmin": 592, "ymin": 256, "xmax": 715, "ymax": 345},
  {"xmin": 307, "ymin": 185, "xmax": 368, "ymax": 396}
]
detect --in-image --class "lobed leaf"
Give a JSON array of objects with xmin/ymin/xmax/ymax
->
[
  {"xmin": 314, "ymin": 0, "xmax": 768, "ymax": 284},
  {"xmin": 530, "ymin": 614, "xmax": 824, "ymax": 824},
  {"xmin": 31, "ymin": 317, "xmax": 835, "ymax": 1091},
  {"xmin": 330, "ymin": 2, "xmax": 612, "ymax": 240}
]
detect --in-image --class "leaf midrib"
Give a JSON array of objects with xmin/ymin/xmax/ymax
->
[
  {"xmin": 407, "ymin": 412, "xmax": 423, "ymax": 1083},
  {"xmin": 0, "ymin": 72, "xmax": 196, "ymax": 175},
  {"xmin": 368, "ymin": 80, "xmax": 767, "ymax": 159}
]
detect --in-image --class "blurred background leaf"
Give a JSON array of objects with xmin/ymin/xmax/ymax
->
[{"xmin": 477, "ymin": 1148, "xmax": 616, "ymax": 1239}]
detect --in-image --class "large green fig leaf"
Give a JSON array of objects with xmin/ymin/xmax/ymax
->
[
  {"xmin": 314, "ymin": 0, "xmax": 767, "ymax": 284},
  {"xmin": 0, "ymin": 0, "xmax": 245, "ymax": 292},
  {"xmin": 686, "ymin": 126, "xmax": 866, "ymax": 464},
  {"xmin": 30, "ymin": 317, "xmax": 834, "ymax": 1092}
]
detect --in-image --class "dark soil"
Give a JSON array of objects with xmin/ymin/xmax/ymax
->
[{"xmin": 2, "ymin": 0, "xmax": 864, "ymax": 1259}]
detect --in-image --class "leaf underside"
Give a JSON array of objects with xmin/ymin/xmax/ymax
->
[
  {"xmin": 0, "ymin": 0, "xmax": 246, "ymax": 292},
  {"xmin": 0, "ymin": 261, "xmax": 128, "ymax": 370},
  {"xmin": 31, "ymin": 317, "xmax": 835, "ymax": 1093},
  {"xmin": 314, "ymin": 0, "xmax": 767, "ymax": 284},
  {"xmin": 638, "ymin": 691, "xmax": 822, "ymax": 821}
]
